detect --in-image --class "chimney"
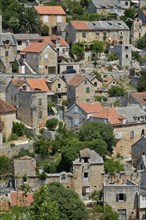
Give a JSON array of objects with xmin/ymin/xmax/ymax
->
[{"xmin": 0, "ymin": 12, "xmax": 2, "ymax": 33}]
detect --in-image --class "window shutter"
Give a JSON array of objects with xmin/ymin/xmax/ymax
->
[
  {"xmin": 124, "ymin": 194, "xmax": 126, "ymax": 201},
  {"xmin": 116, "ymin": 194, "xmax": 119, "ymax": 202}
]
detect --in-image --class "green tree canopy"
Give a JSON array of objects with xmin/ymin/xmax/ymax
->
[
  {"xmin": 136, "ymin": 34, "xmax": 146, "ymax": 49},
  {"xmin": 109, "ymin": 85, "xmax": 126, "ymax": 97},
  {"xmin": 92, "ymin": 40, "xmax": 104, "ymax": 54},
  {"xmin": 0, "ymin": 155, "xmax": 11, "ymax": 175},
  {"xmin": 104, "ymin": 158, "xmax": 124, "ymax": 174},
  {"xmin": 46, "ymin": 118, "xmax": 59, "ymax": 131},
  {"xmin": 137, "ymin": 70, "xmax": 146, "ymax": 92},
  {"xmin": 30, "ymin": 185, "xmax": 59, "ymax": 220},
  {"xmin": 47, "ymin": 182, "xmax": 89, "ymax": 220},
  {"xmin": 71, "ymin": 43, "xmax": 84, "ymax": 60}
]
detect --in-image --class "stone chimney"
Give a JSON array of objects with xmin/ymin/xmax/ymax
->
[{"xmin": 0, "ymin": 12, "xmax": 2, "ymax": 33}]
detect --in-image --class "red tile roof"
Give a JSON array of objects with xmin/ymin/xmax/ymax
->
[
  {"xmin": 12, "ymin": 79, "xmax": 25, "ymax": 87},
  {"xmin": 20, "ymin": 41, "xmax": 48, "ymax": 54},
  {"xmin": 0, "ymin": 99, "xmax": 16, "ymax": 114},
  {"xmin": 34, "ymin": 6, "xmax": 66, "ymax": 15},
  {"xmin": 131, "ymin": 92, "xmax": 146, "ymax": 106},
  {"xmin": 71, "ymin": 21, "xmax": 90, "ymax": 30},
  {"xmin": 43, "ymin": 35, "xmax": 68, "ymax": 47},
  {"xmin": 10, "ymin": 191, "xmax": 33, "ymax": 207},
  {"xmin": 77, "ymin": 102, "xmax": 103, "ymax": 114},
  {"xmin": 11, "ymin": 79, "xmax": 50, "ymax": 92},
  {"xmin": 27, "ymin": 79, "xmax": 50, "ymax": 92},
  {"xmin": 0, "ymin": 200, "xmax": 9, "ymax": 211},
  {"xmin": 103, "ymin": 77, "xmax": 117, "ymax": 87},
  {"xmin": 67, "ymin": 75, "xmax": 85, "ymax": 86},
  {"xmin": 92, "ymin": 107, "xmax": 125, "ymax": 125}
]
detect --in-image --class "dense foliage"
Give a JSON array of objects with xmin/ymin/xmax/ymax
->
[
  {"xmin": 109, "ymin": 85, "xmax": 126, "ymax": 97},
  {"xmin": 0, "ymin": 155, "xmax": 11, "ymax": 175},
  {"xmin": 137, "ymin": 70, "xmax": 146, "ymax": 92},
  {"xmin": 46, "ymin": 118, "xmax": 59, "ymax": 131},
  {"xmin": 104, "ymin": 158, "xmax": 124, "ymax": 174}
]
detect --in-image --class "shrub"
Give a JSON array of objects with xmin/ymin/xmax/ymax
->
[
  {"xmin": 12, "ymin": 122, "xmax": 25, "ymax": 137},
  {"xmin": 9, "ymin": 133, "xmax": 18, "ymax": 141},
  {"xmin": 46, "ymin": 118, "xmax": 59, "ymax": 131},
  {"xmin": 39, "ymin": 171, "xmax": 47, "ymax": 180}
]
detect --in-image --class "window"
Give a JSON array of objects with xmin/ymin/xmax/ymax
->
[
  {"xmin": 86, "ymin": 99, "xmax": 90, "ymax": 102},
  {"xmin": 96, "ymin": 32, "xmax": 100, "ymax": 36},
  {"xmin": 125, "ymin": 54, "xmax": 128, "ymax": 58},
  {"xmin": 43, "ymin": 16, "xmax": 48, "ymax": 23},
  {"xmin": 38, "ymin": 98, "xmax": 42, "ymax": 105},
  {"xmin": 116, "ymin": 193, "xmax": 126, "ymax": 201},
  {"xmin": 82, "ymin": 32, "xmax": 86, "ymax": 38},
  {"xmin": 69, "ymin": 86, "xmax": 71, "ymax": 92},
  {"xmin": 18, "ymin": 41, "xmax": 22, "ymax": 45},
  {"xmin": 94, "ymin": 82, "xmax": 97, "ymax": 86},
  {"xmin": 125, "ymin": 46, "xmax": 128, "ymax": 49},
  {"xmin": 125, "ymin": 1, "xmax": 128, "ymax": 5},
  {"xmin": 39, "ymin": 111, "xmax": 42, "ymax": 118},
  {"xmin": 84, "ymin": 172, "xmax": 88, "ymax": 178},
  {"xmin": 45, "ymin": 66, "xmax": 48, "ymax": 69},
  {"xmin": 130, "ymin": 130, "xmax": 134, "ymax": 139},
  {"xmin": 57, "ymin": 15, "xmax": 62, "ymax": 23},
  {"xmin": 58, "ymin": 83, "xmax": 61, "ymax": 88},
  {"xmin": 48, "ymin": 67, "xmax": 56, "ymax": 74},
  {"xmin": 22, "ymin": 85, "xmax": 27, "ymax": 90},
  {"xmin": 86, "ymin": 87, "xmax": 90, "ymax": 93},
  {"xmin": 84, "ymin": 157, "xmax": 88, "ymax": 163},
  {"xmin": 84, "ymin": 79, "xmax": 87, "ymax": 84},
  {"xmin": 5, "ymin": 51, "xmax": 8, "ymax": 56},
  {"xmin": 45, "ymin": 54, "xmax": 48, "ymax": 59},
  {"xmin": 61, "ymin": 173, "xmax": 66, "ymax": 180},
  {"xmin": 74, "ymin": 118, "xmax": 79, "ymax": 126},
  {"xmin": 58, "ymin": 94, "xmax": 61, "ymax": 99}
]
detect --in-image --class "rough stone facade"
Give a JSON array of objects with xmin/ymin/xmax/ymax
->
[
  {"xmin": 67, "ymin": 79, "xmax": 95, "ymax": 108},
  {"xmin": 23, "ymin": 44, "xmax": 57, "ymax": 74},
  {"xmin": 17, "ymin": 91, "xmax": 48, "ymax": 128},
  {"xmin": 1, "ymin": 112, "xmax": 16, "ymax": 139},
  {"xmin": 104, "ymin": 181, "xmax": 139, "ymax": 220}
]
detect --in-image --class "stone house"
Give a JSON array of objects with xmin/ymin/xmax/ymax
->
[
  {"xmin": 132, "ymin": 136, "xmax": 146, "ymax": 168},
  {"xmin": 87, "ymin": 0, "xmax": 124, "ymax": 16},
  {"xmin": 0, "ymin": 14, "xmax": 17, "ymax": 73},
  {"xmin": 129, "ymin": 92, "xmax": 146, "ymax": 111},
  {"xmin": 65, "ymin": 101, "xmax": 103, "ymax": 129},
  {"xmin": 14, "ymin": 34, "xmax": 43, "ymax": 54},
  {"xmin": 5, "ymin": 78, "xmax": 54, "ymax": 107},
  {"xmin": 131, "ymin": 18, "xmax": 143, "ymax": 42},
  {"xmin": 20, "ymin": 40, "xmax": 57, "ymax": 74},
  {"xmin": 65, "ymin": 20, "xmax": 130, "ymax": 46},
  {"xmin": 120, "ymin": 0, "xmax": 131, "ymax": 9},
  {"xmin": 102, "ymin": 76, "xmax": 118, "ymax": 90},
  {"xmin": 0, "ymin": 98, "xmax": 16, "ymax": 139},
  {"xmin": 109, "ymin": 44, "xmax": 132, "ymax": 68},
  {"xmin": 67, "ymin": 74, "xmax": 95, "ymax": 108},
  {"xmin": 90, "ymin": 76, "xmax": 103, "ymax": 94},
  {"xmin": 104, "ymin": 179, "xmax": 139, "ymax": 220},
  {"xmin": 47, "ymin": 75, "xmax": 67, "ymax": 104},
  {"xmin": 17, "ymin": 90, "xmax": 48, "ymax": 129},
  {"xmin": 72, "ymin": 148, "xmax": 104, "ymax": 199},
  {"xmin": 13, "ymin": 149, "xmax": 104, "ymax": 199},
  {"xmin": 34, "ymin": 5, "xmax": 66, "ymax": 35}
]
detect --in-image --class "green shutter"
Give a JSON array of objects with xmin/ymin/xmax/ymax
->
[{"xmin": 86, "ymin": 87, "xmax": 90, "ymax": 93}]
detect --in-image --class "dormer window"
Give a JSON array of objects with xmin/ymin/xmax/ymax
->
[{"xmin": 84, "ymin": 157, "xmax": 89, "ymax": 163}]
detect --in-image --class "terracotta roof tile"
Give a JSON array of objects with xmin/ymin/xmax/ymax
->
[
  {"xmin": 27, "ymin": 79, "xmax": 50, "ymax": 92},
  {"xmin": 143, "ymin": 10, "xmax": 146, "ymax": 16},
  {"xmin": 77, "ymin": 102, "xmax": 103, "ymax": 114},
  {"xmin": 0, "ymin": 200, "xmax": 9, "ymax": 211},
  {"xmin": 35, "ymin": 5, "xmax": 66, "ymax": 15},
  {"xmin": 131, "ymin": 92, "xmax": 146, "ymax": 106},
  {"xmin": 20, "ymin": 41, "xmax": 48, "ymax": 54},
  {"xmin": 12, "ymin": 79, "xmax": 25, "ymax": 87},
  {"xmin": 10, "ymin": 191, "xmax": 33, "ymax": 207},
  {"xmin": 67, "ymin": 75, "xmax": 85, "ymax": 86},
  {"xmin": 71, "ymin": 21, "xmax": 90, "ymax": 30},
  {"xmin": 0, "ymin": 99, "xmax": 16, "ymax": 114},
  {"xmin": 12, "ymin": 79, "xmax": 50, "ymax": 92},
  {"xmin": 92, "ymin": 107, "xmax": 125, "ymax": 125}
]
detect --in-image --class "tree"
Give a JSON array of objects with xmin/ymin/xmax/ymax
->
[
  {"xmin": 30, "ymin": 185, "xmax": 59, "ymax": 220},
  {"xmin": 108, "ymin": 52, "xmax": 117, "ymax": 61},
  {"xmin": 93, "ymin": 204, "xmax": 119, "ymax": 220},
  {"xmin": 41, "ymin": 24, "xmax": 49, "ymax": 36},
  {"xmin": 47, "ymin": 182, "xmax": 89, "ymax": 220},
  {"xmin": 136, "ymin": 34, "xmax": 146, "ymax": 49},
  {"xmin": 34, "ymin": 136, "xmax": 50, "ymax": 158},
  {"xmin": 137, "ymin": 70, "xmax": 146, "ymax": 92},
  {"xmin": 104, "ymin": 158, "xmax": 124, "ymax": 174},
  {"xmin": 12, "ymin": 122, "xmax": 25, "ymax": 137},
  {"xmin": 109, "ymin": 85, "xmax": 126, "ymax": 97},
  {"xmin": 71, "ymin": 43, "xmax": 84, "ymax": 60},
  {"xmin": 78, "ymin": 121, "xmax": 116, "ymax": 153},
  {"xmin": 19, "ymin": 7, "xmax": 42, "ymax": 33},
  {"xmin": 0, "ymin": 156, "xmax": 11, "ymax": 175},
  {"xmin": 46, "ymin": 118, "xmax": 59, "ymax": 131},
  {"xmin": 92, "ymin": 40, "xmax": 104, "ymax": 54}
]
